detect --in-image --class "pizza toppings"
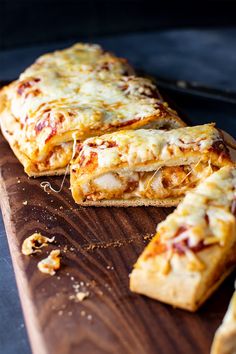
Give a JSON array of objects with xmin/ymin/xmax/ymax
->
[
  {"xmin": 21, "ymin": 233, "xmax": 55, "ymax": 255},
  {"xmin": 70, "ymin": 124, "xmax": 232, "ymax": 205},
  {"xmin": 1, "ymin": 43, "xmax": 185, "ymax": 176},
  {"xmin": 37, "ymin": 250, "xmax": 61, "ymax": 276},
  {"xmin": 139, "ymin": 167, "xmax": 236, "ymax": 273},
  {"xmin": 74, "ymin": 124, "xmax": 228, "ymax": 171},
  {"xmin": 72, "ymin": 163, "xmax": 218, "ymax": 202}
]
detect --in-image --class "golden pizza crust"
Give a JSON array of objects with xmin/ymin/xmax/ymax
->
[
  {"xmin": 129, "ymin": 167, "xmax": 236, "ymax": 311},
  {"xmin": 75, "ymin": 196, "xmax": 182, "ymax": 207},
  {"xmin": 70, "ymin": 125, "xmax": 232, "ymax": 205},
  {"xmin": 211, "ymin": 291, "xmax": 236, "ymax": 354},
  {"xmin": 130, "ymin": 242, "xmax": 236, "ymax": 312}
]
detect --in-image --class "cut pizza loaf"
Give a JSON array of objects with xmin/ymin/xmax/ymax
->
[
  {"xmin": 0, "ymin": 43, "xmax": 184, "ymax": 177},
  {"xmin": 211, "ymin": 290, "xmax": 236, "ymax": 354},
  {"xmin": 130, "ymin": 166, "xmax": 236, "ymax": 311},
  {"xmin": 70, "ymin": 124, "xmax": 232, "ymax": 207}
]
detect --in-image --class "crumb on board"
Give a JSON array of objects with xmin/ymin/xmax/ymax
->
[
  {"xmin": 69, "ymin": 291, "xmax": 90, "ymax": 302},
  {"xmin": 106, "ymin": 265, "xmax": 114, "ymax": 270},
  {"xmin": 37, "ymin": 250, "xmax": 61, "ymax": 276},
  {"xmin": 21, "ymin": 233, "xmax": 55, "ymax": 255},
  {"xmin": 76, "ymin": 291, "xmax": 90, "ymax": 302},
  {"xmin": 22, "ymin": 200, "xmax": 28, "ymax": 205}
]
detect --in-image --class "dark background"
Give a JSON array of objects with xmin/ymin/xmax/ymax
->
[{"xmin": 1, "ymin": 0, "xmax": 236, "ymax": 49}]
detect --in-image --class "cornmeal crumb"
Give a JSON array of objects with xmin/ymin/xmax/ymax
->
[
  {"xmin": 22, "ymin": 233, "xmax": 55, "ymax": 255},
  {"xmin": 76, "ymin": 291, "xmax": 89, "ymax": 302},
  {"xmin": 37, "ymin": 250, "xmax": 61, "ymax": 275}
]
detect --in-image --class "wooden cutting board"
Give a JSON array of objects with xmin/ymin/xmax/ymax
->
[{"xmin": 0, "ymin": 124, "xmax": 235, "ymax": 354}]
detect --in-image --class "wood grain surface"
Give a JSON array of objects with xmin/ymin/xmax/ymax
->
[{"xmin": 0, "ymin": 129, "xmax": 235, "ymax": 354}]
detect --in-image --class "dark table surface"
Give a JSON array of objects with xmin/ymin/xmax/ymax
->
[{"xmin": 1, "ymin": 28, "xmax": 236, "ymax": 354}]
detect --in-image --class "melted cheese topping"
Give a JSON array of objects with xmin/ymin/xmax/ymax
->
[
  {"xmin": 71, "ymin": 124, "xmax": 232, "ymax": 203},
  {"xmin": 139, "ymin": 166, "xmax": 236, "ymax": 272},
  {"xmin": 2, "ymin": 43, "xmax": 183, "ymax": 173},
  {"xmin": 73, "ymin": 124, "xmax": 227, "ymax": 170}
]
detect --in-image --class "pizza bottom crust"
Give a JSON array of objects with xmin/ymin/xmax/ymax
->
[
  {"xmin": 71, "ymin": 197, "xmax": 182, "ymax": 207},
  {"xmin": 211, "ymin": 323, "xmax": 236, "ymax": 354},
  {"xmin": 211, "ymin": 291, "xmax": 236, "ymax": 354},
  {"xmin": 130, "ymin": 243, "xmax": 236, "ymax": 312}
]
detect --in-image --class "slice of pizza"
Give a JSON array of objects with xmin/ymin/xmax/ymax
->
[
  {"xmin": 70, "ymin": 124, "xmax": 232, "ymax": 207},
  {"xmin": 130, "ymin": 166, "xmax": 236, "ymax": 311},
  {"xmin": 0, "ymin": 43, "xmax": 184, "ymax": 177},
  {"xmin": 211, "ymin": 290, "xmax": 236, "ymax": 354}
]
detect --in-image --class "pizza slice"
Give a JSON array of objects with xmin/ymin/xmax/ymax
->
[
  {"xmin": 70, "ymin": 124, "xmax": 232, "ymax": 207},
  {"xmin": 130, "ymin": 166, "xmax": 236, "ymax": 311},
  {"xmin": 211, "ymin": 290, "xmax": 236, "ymax": 354},
  {"xmin": 0, "ymin": 43, "xmax": 184, "ymax": 177}
]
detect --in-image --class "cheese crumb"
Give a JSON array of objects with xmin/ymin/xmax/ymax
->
[
  {"xmin": 22, "ymin": 233, "xmax": 55, "ymax": 255},
  {"xmin": 37, "ymin": 250, "xmax": 61, "ymax": 275}
]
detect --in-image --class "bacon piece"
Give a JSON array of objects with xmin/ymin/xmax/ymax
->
[
  {"xmin": 231, "ymin": 199, "xmax": 236, "ymax": 215},
  {"xmin": 17, "ymin": 78, "xmax": 40, "ymax": 95}
]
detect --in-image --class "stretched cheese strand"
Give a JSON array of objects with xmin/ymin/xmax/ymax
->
[{"xmin": 40, "ymin": 133, "xmax": 77, "ymax": 193}]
